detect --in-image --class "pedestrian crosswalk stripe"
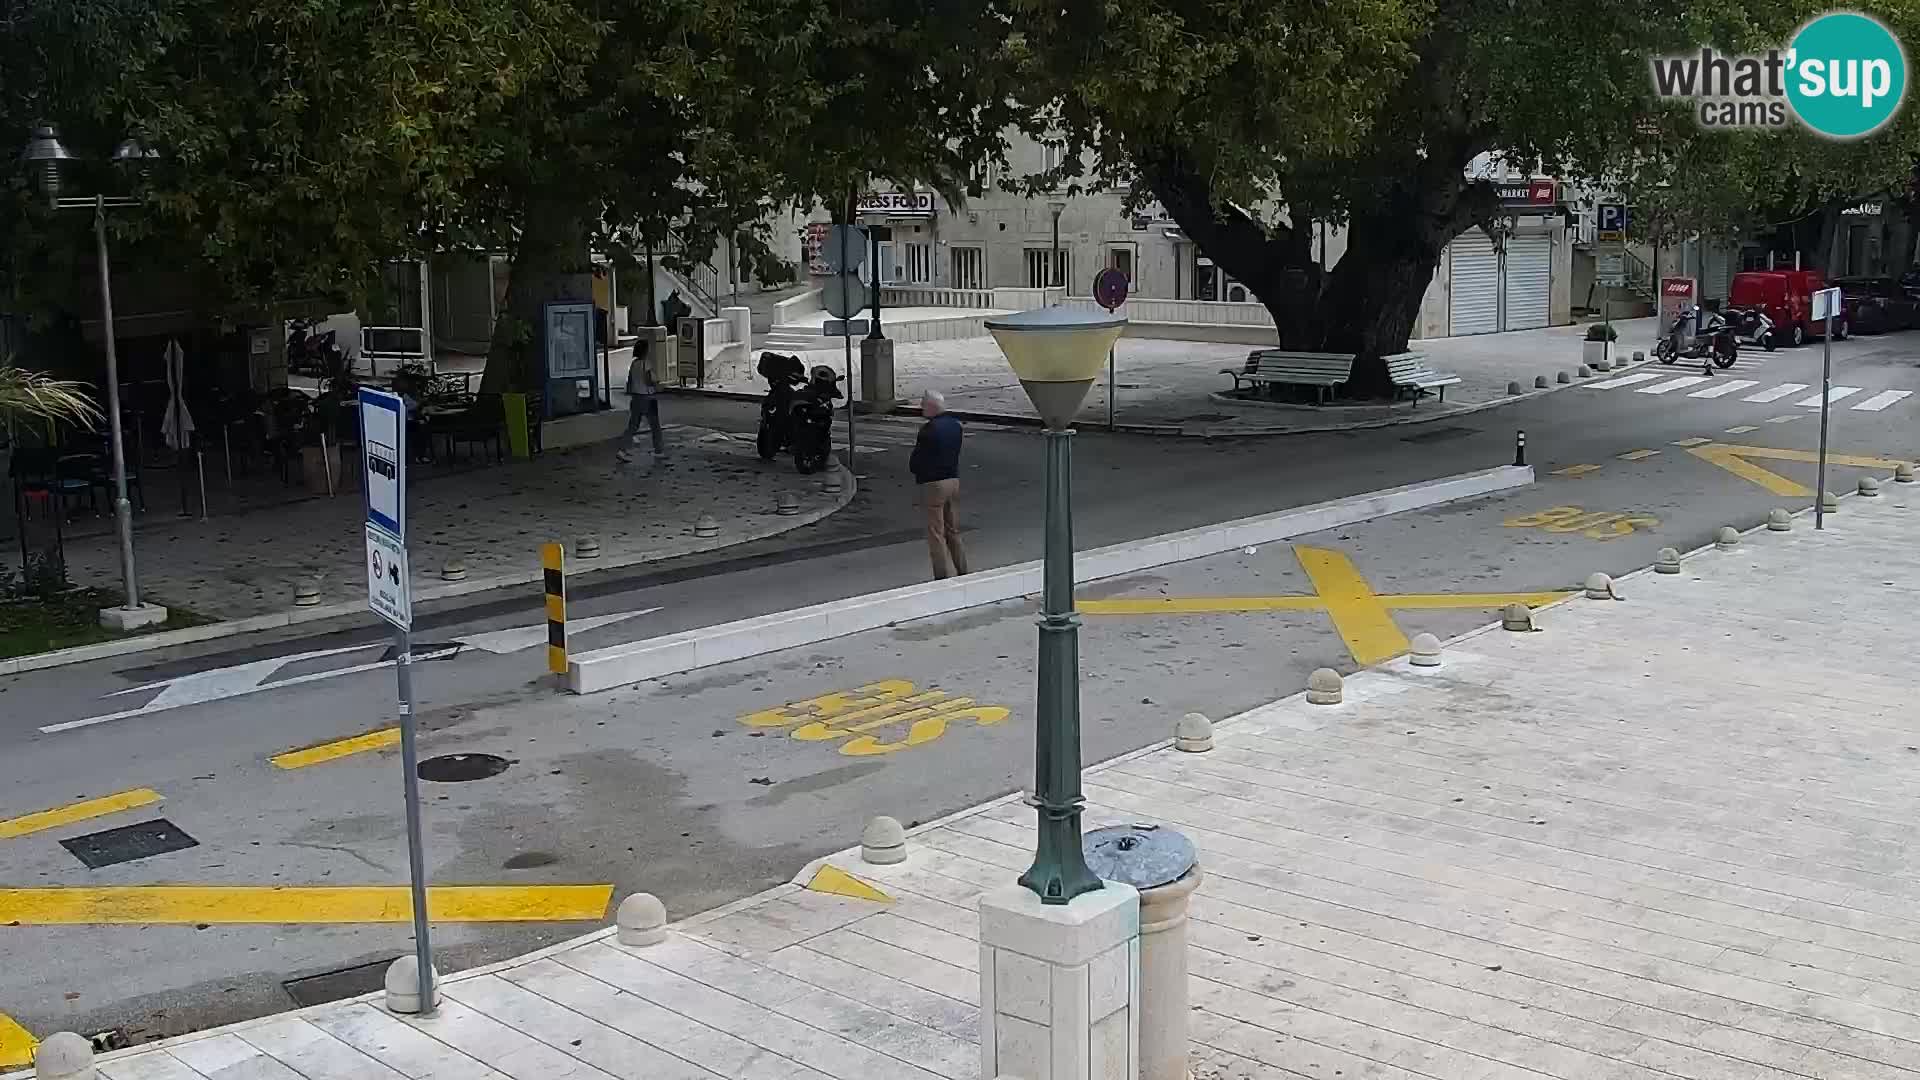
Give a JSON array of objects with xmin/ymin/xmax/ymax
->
[
  {"xmin": 1744, "ymin": 383, "xmax": 1807, "ymax": 403},
  {"xmin": 1853, "ymin": 389, "xmax": 1912, "ymax": 412},
  {"xmin": 1796, "ymin": 386, "xmax": 1862, "ymax": 407},
  {"xmin": 1589, "ymin": 371, "xmax": 1667, "ymax": 389},
  {"xmin": 1687, "ymin": 379, "xmax": 1757, "ymax": 399},
  {"xmin": 1637, "ymin": 376, "xmax": 1711, "ymax": 394}
]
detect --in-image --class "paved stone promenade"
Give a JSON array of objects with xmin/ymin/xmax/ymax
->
[{"xmin": 16, "ymin": 478, "xmax": 1920, "ymax": 1079}]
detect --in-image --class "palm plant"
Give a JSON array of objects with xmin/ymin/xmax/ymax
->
[{"xmin": 0, "ymin": 361, "xmax": 103, "ymax": 432}]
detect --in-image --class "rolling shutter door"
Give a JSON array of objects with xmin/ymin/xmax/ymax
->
[
  {"xmin": 1449, "ymin": 231, "xmax": 1500, "ymax": 335},
  {"xmin": 1503, "ymin": 234, "xmax": 1552, "ymax": 330}
]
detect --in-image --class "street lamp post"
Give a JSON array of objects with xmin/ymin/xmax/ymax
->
[
  {"xmin": 984, "ymin": 306, "xmax": 1127, "ymax": 904},
  {"xmin": 1048, "ymin": 201, "xmax": 1067, "ymax": 291},
  {"xmin": 18, "ymin": 125, "xmax": 168, "ymax": 630}
]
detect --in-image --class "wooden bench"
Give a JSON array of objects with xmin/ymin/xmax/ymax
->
[
  {"xmin": 1221, "ymin": 351, "xmax": 1354, "ymax": 403},
  {"xmin": 1382, "ymin": 353, "xmax": 1462, "ymax": 405}
]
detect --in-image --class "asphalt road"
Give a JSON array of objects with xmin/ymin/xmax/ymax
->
[{"xmin": 4, "ymin": 330, "xmax": 1919, "ymax": 1048}]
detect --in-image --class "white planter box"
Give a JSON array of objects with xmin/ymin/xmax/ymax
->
[{"xmin": 1582, "ymin": 340, "xmax": 1616, "ymax": 368}]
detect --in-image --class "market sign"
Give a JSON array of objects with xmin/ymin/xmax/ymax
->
[
  {"xmin": 856, "ymin": 191, "xmax": 936, "ymax": 217},
  {"xmin": 1840, "ymin": 200, "xmax": 1884, "ymax": 217},
  {"xmin": 1496, "ymin": 179, "xmax": 1558, "ymax": 206}
]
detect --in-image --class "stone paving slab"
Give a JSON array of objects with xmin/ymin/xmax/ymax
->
[
  {"xmin": 716, "ymin": 319, "xmax": 1662, "ymax": 436},
  {"xmin": 22, "ymin": 478, "xmax": 1920, "ymax": 1078},
  {"xmin": 54, "ymin": 423, "xmax": 852, "ymax": 621}
]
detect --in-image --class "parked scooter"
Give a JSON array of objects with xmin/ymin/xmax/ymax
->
[
  {"xmin": 789, "ymin": 365, "xmax": 843, "ymax": 475},
  {"xmin": 755, "ymin": 351, "xmax": 807, "ymax": 461},
  {"xmin": 287, "ymin": 318, "xmax": 348, "ymax": 379},
  {"xmin": 1655, "ymin": 306, "xmax": 1739, "ymax": 370},
  {"xmin": 1724, "ymin": 306, "xmax": 1778, "ymax": 351}
]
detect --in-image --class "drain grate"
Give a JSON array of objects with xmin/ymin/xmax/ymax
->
[
  {"xmin": 417, "ymin": 752, "xmax": 511, "ymax": 782},
  {"xmin": 283, "ymin": 957, "xmax": 398, "ymax": 1007},
  {"xmin": 61, "ymin": 818, "xmax": 199, "ymax": 869},
  {"xmin": 379, "ymin": 643, "xmax": 463, "ymax": 663},
  {"xmin": 1400, "ymin": 425, "xmax": 1478, "ymax": 444}
]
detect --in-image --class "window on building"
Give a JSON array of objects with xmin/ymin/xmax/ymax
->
[
  {"xmin": 1106, "ymin": 245, "xmax": 1135, "ymax": 283},
  {"xmin": 904, "ymin": 241, "xmax": 933, "ymax": 285},
  {"xmin": 951, "ymin": 246, "xmax": 985, "ymax": 290},
  {"xmin": 969, "ymin": 157, "xmax": 995, "ymax": 193},
  {"xmin": 1042, "ymin": 140, "xmax": 1065, "ymax": 177},
  {"xmin": 1026, "ymin": 248, "xmax": 1068, "ymax": 288}
]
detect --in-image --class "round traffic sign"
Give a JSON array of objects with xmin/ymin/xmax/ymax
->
[
  {"xmin": 822, "ymin": 274, "xmax": 869, "ymax": 319},
  {"xmin": 1093, "ymin": 267, "xmax": 1130, "ymax": 312}
]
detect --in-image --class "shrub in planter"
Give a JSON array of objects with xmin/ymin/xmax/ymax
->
[
  {"xmin": 1584, "ymin": 323, "xmax": 1618, "ymax": 342},
  {"xmin": 1582, "ymin": 323, "xmax": 1618, "ymax": 368}
]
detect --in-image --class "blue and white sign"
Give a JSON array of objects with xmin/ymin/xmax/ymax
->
[
  {"xmin": 359, "ymin": 387, "xmax": 406, "ymax": 540},
  {"xmin": 1597, "ymin": 203, "xmax": 1629, "ymax": 239},
  {"xmin": 365, "ymin": 523, "xmax": 412, "ymax": 630}
]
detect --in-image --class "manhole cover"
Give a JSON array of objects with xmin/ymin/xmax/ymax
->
[
  {"xmin": 1400, "ymin": 425, "xmax": 1478, "ymax": 444},
  {"xmin": 503, "ymin": 851, "xmax": 559, "ymax": 870},
  {"xmin": 61, "ymin": 818, "xmax": 200, "ymax": 869},
  {"xmin": 417, "ymin": 753, "xmax": 511, "ymax": 782}
]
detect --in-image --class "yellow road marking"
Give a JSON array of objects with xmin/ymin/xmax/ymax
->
[
  {"xmin": 1552, "ymin": 464, "xmax": 1602, "ymax": 476},
  {"xmin": 1502, "ymin": 505, "xmax": 1661, "ymax": 541},
  {"xmin": 1765, "ymin": 415, "xmax": 1800, "ymax": 423},
  {"xmin": 1295, "ymin": 546, "xmax": 1409, "ymax": 666},
  {"xmin": 740, "ymin": 679, "xmax": 1010, "ymax": 756},
  {"xmin": 1078, "ymin": 596, "xmax": 1327, "ymax": 615},
  {"xmin": 0, "ymin": 885, "xmax": 613, "ymax": 925},
  {"xmin": 1618, "ymin": 449, "xmax": 1660, "ymax": 461},
  {"xmin": 1687, "ymin": 442, "xmax": 1908, "ymax": 498},
  {"xmin": 1381, "ymin": 592, "xmax": 1576, "ymax": 609},
  {"xmin": 270, "ymin": 728, "xmax": 400, "ymax": 770},
  {"xmin": 0, "ymin": 1013, "xmax": 35, "ymax": 1068},
  {"xmin": 0, "ymin": 789, "xmax": 162, "ymax": 839},
  {"xmin": 1671, "ymin": 437, "xmax": 1712, "ymax": 447},
  {"xmin": 1726, "ymin": 425, "xmax": 1758, "ymax": 434},
  {"xmin": 806, "ymin": 865, "xmax": 891, "ymax": 902}
]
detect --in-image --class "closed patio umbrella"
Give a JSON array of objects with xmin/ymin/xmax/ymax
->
[{"xmin": 160, "ymin": 338, "xmax": 196, "ymax": 450}]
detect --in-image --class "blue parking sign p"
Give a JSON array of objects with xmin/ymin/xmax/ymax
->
[{"xmin": 1598, "ymin": 203, "xmax": 1628, "ymax": 234}]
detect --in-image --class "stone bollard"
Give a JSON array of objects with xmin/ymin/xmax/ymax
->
[
  {"xmin": 1584, "ymin": 572, "xmax": 1614, "ymax": 599},
  {"xmin": 1859, "ymin": 476, "xmax": 1881, "ymax": 497},
  {"xmin": 1502, "ymin": 603, "xmax": 1533, "ymax": 631},
  {"xmin": 1715, "ymin": 526, "xmax": 1740, "ymax": 550},
  {"xmin": 1594, "ymin": 356, "xmax": 1614, "ymax": 371},
  {"xmin": 1767, "ymin": 508, "xmax": 1792, "ymax": 531},
  {"xmin": 1174, "ymin": 712, "xmax": 1214, "ymax": 752},
  {"xmin": 384, "ymin": 955, "xmax": 441, "ymax": 1014},
  {"xmin": 1655, "ymin": 547, "xmax": 1682, "ymax": 574},
  {"xmin": 1533, "ymin": 375, "xmax": 1550, "ymax": 389},
  {"xmin": 1408, "ymin": 632, "xmax": 1442, "ymax": 667},
  {"xmin": 441, "ymin": 558, "xmax": 468, "ymax": 581},
  {"xmin": 616, "ymin": 892, "xmax": 668, "ymax": 947},
  {"xmin": 1557, "ymin": 371, "xmax": 1572, "ymax": 384},
  {"xmin": 293, "ymin": 579, "xmax": 321, "ymax": 607},
  {"xmin": 1506, "ymin": 381, "xmax": 1524, "ymax": 396},
  {"xmin": 1577, "ymin": 365, "xmax": 1593, "ymax": 378},
  {"xmin": 1820, "ymin": 491, "xmax": 1839, "ymax": 514},
  {"xmin": 821, "ymin": 471, "xmax": 844, "ymax": 495},
  {"xmin": 775, "ymin": 492, "xmax": 801, "ymax": 516},
  {"xmin": 32, "ymin": 1032, "xmax": 96, "ymax": 1080},
  {"xmin": 574, "ymin": 536, "xmax": 602, "ymax": 560},
  {"xmin": 1138, "ymin": 867, "xmax": 1203, "ymax": 1080},
  {"xmin": 693, "ymin": 514, "xmax": 721, "ymax": 538},
  {"xmin": 861, "ymin": 816, "xmax": 907, "ymax": 864},
  {"xmin": 1632, "ymin": 350, "xmax": 1646, "ymax": 362},
  {"xmin": 1897, "ymin": 462, "xmax": 1915, "ymax": 483},
  {"xmin": 1306, "ymin": 668, "xmax": 1342, "ymax": 705}
]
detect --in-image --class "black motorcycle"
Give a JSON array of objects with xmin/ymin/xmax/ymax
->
[
  {"xmin": 755, "ymin": 351, "xmax": 807, "ymax": 461},
  {"xmin": 789, "ymin": 365, "xmax": 843, "ymax": 475},
  {"xmin": 1655, "ymin": 306, "xmax": 1739, "ymax": 369}
]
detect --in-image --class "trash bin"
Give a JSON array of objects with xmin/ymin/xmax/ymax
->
[{"xmin": 1085, "ymin": 824, "xmax": 1202, "ymax": 1080}]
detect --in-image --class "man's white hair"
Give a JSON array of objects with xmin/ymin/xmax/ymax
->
[{"xmin": 922, "ymin": 389, "xmax": 946, "ymax": 408}]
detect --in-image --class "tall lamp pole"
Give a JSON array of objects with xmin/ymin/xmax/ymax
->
[
  {"xmin": 19, "ymin": 126, "xmax": 166, "ymax": 629},
  {"xmin": 985, "ymin": 306, "xmax": 1127, "ymax": 903}
]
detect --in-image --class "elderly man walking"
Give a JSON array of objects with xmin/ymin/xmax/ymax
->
[{"xmin": 909, "ymin": 390, "xmax": 969, "ymax": 579}]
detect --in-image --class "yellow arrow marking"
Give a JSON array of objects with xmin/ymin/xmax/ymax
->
[
  {"xmin": 805, "ymin": 865, "xmax": 891, "ymax": 903},
  {"xmin": 0, "ymin": 1013, "xmax": 35, "ymax": 1068},
  {"xmin": 0, "ymin": 789, "xmax": 162, "ymax": 839},
  {"xmin": 1295, "ymin": 546, "xmax": 1411, "ymax": 666},
  {"xmin": 0, "ymin": 885, "xmax": 613, "ymax": 925},
  {"xmin": 1688, "ymin": 442, "xmax": 1908, "ymax": 497}
]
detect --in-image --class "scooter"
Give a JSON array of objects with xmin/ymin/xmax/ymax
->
[
  {"xmin": 1655, "ymin": 306, "xmax": 1739, "ymax": 370},
  {"xmin": 789, "ymin": 365, "xmax": 843, "ymax": 475},
  {"xmin": 1724, "ymin": 306, "xmax": 1778, "ymax": 351},
  {"xmin": 755, "ymin": 351, "xmax": 807, "ymax": 461}
]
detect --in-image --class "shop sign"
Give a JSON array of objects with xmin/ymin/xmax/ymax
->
[
  {"xmin": 1497, "ymin": 179, "xmax": 1559, "ymax": 206},
  {"xmin": 856, "ymin": 191, "xmax": 936, "ymax": 217}
]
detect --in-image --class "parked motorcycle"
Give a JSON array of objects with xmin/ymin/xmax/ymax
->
[
  {"xmin": 1655, "ymin": 306, "xmax": 1739, "ymax": 369},
  {"xmin": 789, "ymin": 365, "xmax": 843, "ymax": 475},
  {"xmin": 287, "ymin": 318, "xmax": 348, "ymax": 380},
  {"xmin": 1724, "ymin": 306, "xmax": 1778, "ymax": 351},
  {"xmin": 755, "ymin": 351, "xmax": 807, "ymax": 461}
]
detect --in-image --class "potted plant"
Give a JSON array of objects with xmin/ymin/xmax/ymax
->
[{"xmin": 1582, "ymin": 322, "xmax": 1618, "ymax": 369}]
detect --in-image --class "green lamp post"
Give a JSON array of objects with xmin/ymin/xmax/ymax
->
[{"xmin": 985, "ymin": 305, "xmax": 1127, "ymax": 905}]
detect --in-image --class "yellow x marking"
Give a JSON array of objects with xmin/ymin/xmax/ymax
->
[
  {"xmin": 1687, "ymin": 442, "xmax": 1908, "ymax": 498},
  {"xmin": 1079, "ymin": 545, "xmax": 1570, "ymax": 665}
]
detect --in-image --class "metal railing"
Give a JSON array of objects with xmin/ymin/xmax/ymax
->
[{"xmin": 656, "ymin": 230, "xmax": 721, "ymax": 317}]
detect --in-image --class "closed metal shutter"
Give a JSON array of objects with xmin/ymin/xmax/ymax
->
[
  {"xmin": 1702, "ymin": 245, "xmax": 1732, "ymax": 302},
  {"xmin": 1449, "ymin": 231, "xmax": 1500, "ymax": 335},
  {"xmin": 1503, "ymin": 234, "xmax": 1552, "ymax": 330}
]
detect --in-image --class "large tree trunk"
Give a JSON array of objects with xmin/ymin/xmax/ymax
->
[
  {"xmin": 480, "ymin": 194, "xmax": 594, "ymax": 393},
  {"xmin": 1138, "ymin": 146, "xmax": 1493, "ymax": 399}
]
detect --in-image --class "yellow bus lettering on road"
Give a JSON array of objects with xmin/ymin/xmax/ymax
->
[
  {"xmin": 841, "ymin": 706, "xmax": 1012, "ymax": 757},
  {"xmin": 1505, "ymin": 506, "xmax": 1659, "ymax": 541},
  {"xmin": 742, "ymin": 682, "xmax": 1010, "ymax": 756},
  {"xmin": 740, "ymin": 679, "xmax": 914, "ymax": 727}
]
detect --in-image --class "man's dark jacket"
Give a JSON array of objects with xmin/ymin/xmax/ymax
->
[{"xmin": 910, "ymin": 413, "xmax": 963, "ymax": 483}]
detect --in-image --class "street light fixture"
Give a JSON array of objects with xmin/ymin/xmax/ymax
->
[
  {"xmin": 1047, "ymin": 201, "xmax": 1068, "ymax": 290},
  {"xmin": 18, "ymin": 124, "xmax": 168, "ymax": 630},
  {"xmin": 984, "ymin": 305, "xmax": 1127, "ymax": 904}
]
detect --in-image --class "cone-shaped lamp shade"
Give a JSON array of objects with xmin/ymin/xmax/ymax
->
[{"xmin": 984, "ymin": 307, "xmax": 1127, "ymax": 429}]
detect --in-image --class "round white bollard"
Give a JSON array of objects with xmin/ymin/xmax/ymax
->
[
  {"xmin": 1577, "ymin": 365, "xmax": 1593, "ymax": 378},
  {"xmin": 1533, "ymin": 375, "xmax": 1550, "ymax": 389},
  {"xmin": 861, "ymin": 816, "xmax": 907, "ymax": 865},
  {"xmin": 1174, "ymin": 712, "xmax": 1214, "ymax": 752},
  {"xmin": 616, "ymin": 892, "xmax": 668, "ymax": 947},
  {"xmin": 1556, "ymin": 371, "xmax": 1572, "ymax": 384},
  {"xmin": 1632, "ymin": 350, "xmax": 1646, "ymax": 362},
  {"xmin": 292, "ymin": 579, "xmax": 321, "ymax": 607},
  {"xmin": 1859, "ymin": 476, "xmax": 1881, "ymax": 497},
  {"xmin": 1306, "ymin": 668, "xmax": 1342, "ymax": 705},
  {"xmin": 1766, "ymin": 509, "xmax": 1792, "ymax": 531},
  {"xmin": 821, "ymin": 472, "xmax": 844, "ymax": 494},
  {"xmin": 1502, "ymin": 603, "xmax": 1534, "ymax": 631},
  {"xmin": 33, "ymin": 1032, "xmax": 96, "ymax": 1080},
  {"xmin": 775, "ymin": 492, "xmax": 801, "ymax": 516},
  {"xmin": 1408, "ymin": 632, "xmax": 1442, "ymax": 667},
  {"xmin": 1506, "ymin": 381, "xmax": 1523, "ymax": 396},
  {"xmin": 574, "ymin": 536, "xmax": 602, "ymax": 559},
  {"xmin": 384, "ymin": 955, "xmax": 441, "ymax": 1014},
  {"xmin": 1138, "ymin": 866, "xmax": 1203, "ymax": 1080},
  {"xmin": 693, "ymin": 514, "xmax": 721, "ymax": 538},
  {"xmin": 1654, "ymin": 547, "xmax": 1682, "ymax": 574},
  {"xmin": 1820, "ymin": 491, "xmax": 1839, "ymax": 514},
  {"xmin": 441, "ymin": 558, "xmax": 469, "ymax": 581},
  {"xmin": 1715, "ymin": 526, "xmax": 1740, "ymax": 550},
  {"xmin": 1896, "ymin": 462, "xmax": 1915, "ymax": 483},
  {"xmin": 1584, "ymin": 572, "xmax": 1614, "ymax": 599}
]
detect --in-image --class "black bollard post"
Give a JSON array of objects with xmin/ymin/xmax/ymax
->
[{"xmin": 1514, "ymin": 430, "xmax": 1527, "ymax": 467}]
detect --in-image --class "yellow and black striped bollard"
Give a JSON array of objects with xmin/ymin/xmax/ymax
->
[{"xmin": 542, "ymin": 543, "xmax": 567, "ymax": 674}]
